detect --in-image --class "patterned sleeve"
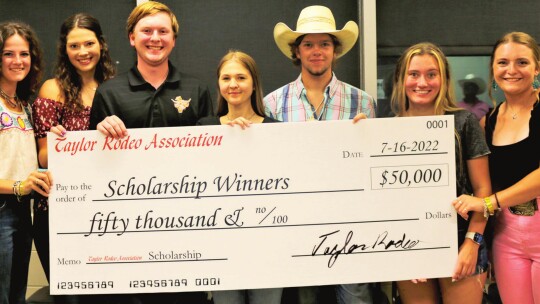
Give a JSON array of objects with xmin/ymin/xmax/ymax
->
[
  {"xmin": 263, "ymin": 93, "xmax": 278, "ymax": 119},
  {"xmin": 32, "ymin": 97, "xmax": 61, "ymax": 138},
  {"xmin": 463, "ymin": 110, "xmax": 490, "ymax": 159},
  {"xmin": 361, "ymin": 92, "xmax": 377, "ymax": 118},
  {"xmin": 353, "ymin": 89, "xmax": 376, "ymax": 119}
]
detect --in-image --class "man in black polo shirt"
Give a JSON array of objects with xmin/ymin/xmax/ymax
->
[
  {"xmin": 87, "ymin": 2, "xmax": 212, "ymax": 303},
  {"xmin": 89, "ymin": 1, "xmax": 213, "ymax": 137}
]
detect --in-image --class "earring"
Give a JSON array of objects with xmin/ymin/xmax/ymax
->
[
  {"xmin": 533, "ymin": 78, "xmax": 540, "ymax": 90},
  {"xmin": 491, "ymin": 79, "xmax": 498, "ymax": 91}
]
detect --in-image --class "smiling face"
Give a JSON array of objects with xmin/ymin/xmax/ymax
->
[
  {"xmin": 129, "ymin": 12, "xmax": 175, "ymax": 68},
  {"xmin": 405, "ymin": 54, "xmax": 441, "ymax": 111},
  {"xmin": 493, "ymin": 42, "xmax": 540, "ymax": 97},
  {"xmin": 219, "ymin": 59, "xmax": 254, "ymax": 108},
  {"xmin": 66, "ymin": 28, "xmax": 101, "ymax": 77},
  {"xmin": 0, "ymin": 34, "xmax": 31, "ymax": 86},
  {"xmin": 296, "ymin": 33, "xmax": 336, "ymax": 77}
]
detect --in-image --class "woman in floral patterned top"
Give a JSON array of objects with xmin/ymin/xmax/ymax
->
[
  {"xmin": 32, "ymin": 14, "xmax": 115, "ymax": 284},
  {"xmin": 0, "ymin": 22, "xmax": 49, "ymax": 304}
]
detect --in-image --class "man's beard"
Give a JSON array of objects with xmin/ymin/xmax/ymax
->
[{"xmin": 306, "ymin": 66, "xmax": 330, "ymax": 77}]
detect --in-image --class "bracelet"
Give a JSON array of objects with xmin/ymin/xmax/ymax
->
[
  {"xmin": 19, "ymin": 181, "xmax": 26, "ymax": 196},
  {"xmin": 12, "ymin": 181, "xmax": 22, "ymax": 202},
  {"xmin": 482, "ymin": 201, "xmax": 489, "ymax": 219},
  {"xmin": 494, "ymin": 192, "xmax": 502, "ymax": 211},
  {"xmin": 484, "ymin": 196, "xmax": 495, "ymax": 216},
  {"xmin": 12, "ymin": 181, "xmax": 18, "ymax": 195}
]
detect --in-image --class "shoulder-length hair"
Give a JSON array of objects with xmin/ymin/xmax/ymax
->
[
  {"xmin": 0, "ymin": 22, "xmax": 43, "ymax": 102},
  {"xmin": 55, "ymin": 13, "xmax": 116, "ymax": 111},
  {"xmin": 391, "ymin": 42, "xmax": 459, "ymax": 116},
  {"xmin": 488, "ymin": 31, "xmax": 540, "ymax": 104},
  {"xmin": 215, "ymin": 50, "xmax": 265, "ymax": 117}
]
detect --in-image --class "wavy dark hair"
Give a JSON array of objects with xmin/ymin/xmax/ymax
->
[
  {"xmin": 55, "ymin": 13, "xmax": 115, "ymax": 111},
  {"xmin": 0, "ymin": 22, "xmax": 43, "ymax": 102}
]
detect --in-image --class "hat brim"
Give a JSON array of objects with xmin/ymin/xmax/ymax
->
[
  {"xmin": 273, "ymin": 21, "xmax": 359, "ymax": 59},
  {"xmin": 458, "ymin": 77, "xmax": 486, "ymax": 94}
]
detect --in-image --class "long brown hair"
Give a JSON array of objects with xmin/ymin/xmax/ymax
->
[
  {"xmin": 0, "ymin": 22, "xmax": 43, "ymax": 102},
  {"xmin": 55, "ymin": 13, "xmax": 116, "ymax": 111},
  {"xmin": 216, "ymin": 50, "xmax": 265, "ymax": 117}
]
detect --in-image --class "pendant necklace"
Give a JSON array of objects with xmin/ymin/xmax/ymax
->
[
  {"xmin": 314, "ymin": 99, "xmax": 325, "ymax": 114},
  {"xmin": 506, "ymin": 102, "xmax": 518, "ymax": 120}
]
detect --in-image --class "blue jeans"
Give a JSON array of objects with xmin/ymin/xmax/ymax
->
[
  {"xmin": 458, "ymin": 228, "xmax": 489, "ymax": 275},
  {"xmin": 296, "ymin": 284, "xmax": 373, "ymax": 304},
  {"xmin": 336, "ymin": 284, "xmax": 373, "ymax": 304},
  {"xmin": 0, "ymin": 196, "xmax": 32, "ymax": 304},
  {"xmin": 212, "ymin": 288, "xmax": 283, "ymax": 304}
]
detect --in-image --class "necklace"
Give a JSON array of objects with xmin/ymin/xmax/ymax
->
[
  {"xmin": 81, "ymin": 86, "xmax": 97, "ymax": 102},
  {"xmin": 227, "ymin": 111, "xmax": 257, "ymax": 122},
  {"xmin": 82, "ymin": 85, "xmax": 97, "ymax": 92},
  {"xmin": 0, "ymin": 87, "xmax": 19, "ymax": 108},
  {"xmin": 314, "ymin": 99, "xmax": 325, "ymax": 114},
  {"xmin": 506, "ymin": 97, "xmax": 538, "ymax": 120},
  {"xmin": 506, "ymin": 102, "xmax": 518, "ymax": 120}
]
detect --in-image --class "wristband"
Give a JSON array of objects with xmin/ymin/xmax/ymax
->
[
  {"xmin": 484, "ymin": 196, "xmax": 495, "ymax": 216},
  {"xmin": 19, "ymin": 181, "xmax": 26, "ymax": 196},
  {"xmin": 483, "ymin": 202, "xmax": 489, "ymax": 219}
]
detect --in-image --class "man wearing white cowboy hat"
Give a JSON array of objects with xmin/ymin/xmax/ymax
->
[
  {"xmin": 264, "ymin": 5, "xmax": 375, "ymax": 124},
  {"xmin": 263, "ymin": 5, "xmax": 375, "ymax": 304},
  {"xmin": 457, "ymin": 74, "xmax": 490, "ymax": 120}
]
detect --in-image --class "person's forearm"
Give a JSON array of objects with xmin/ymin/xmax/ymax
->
[
  {"xmin": 495, "ymin": 168, "xmax": 540, "ymax": 208},
  {"xmin": 0, "ymin": 180, "xmax": 16, "ymax": 195}
]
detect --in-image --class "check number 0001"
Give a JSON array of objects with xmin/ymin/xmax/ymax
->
[{"xmin": 128, "ymin": 278, "xmax": 221, "ymax": 289}]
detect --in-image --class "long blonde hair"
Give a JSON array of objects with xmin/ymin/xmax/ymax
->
[{"xmin": 391, "ymin": 42, "xmax": 459, "ymax": 116}]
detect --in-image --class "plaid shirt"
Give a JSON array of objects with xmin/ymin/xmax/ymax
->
[{"xmin": 264, "ymin": 73, "xmax": 376, "ymax": 122}]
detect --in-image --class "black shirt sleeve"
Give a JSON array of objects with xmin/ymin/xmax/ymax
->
[{"xmin": 89, "ymin": 89, "xmax": 111, "ymax": 130}]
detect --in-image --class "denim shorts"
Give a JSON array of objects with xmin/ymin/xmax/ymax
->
[
  {"xmin": 0, "ymin": 194, "xmax": 32, "ymax": 304},
  {"xmin": 458, "ymin": 230, "xmax": 489, "ymax": 274}
]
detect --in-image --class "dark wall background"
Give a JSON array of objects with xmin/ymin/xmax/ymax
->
[
  {"xmin": 377, "ymin": 0, "xmax": 540, "ymax": 56},
  {"xmin": 166, "ymin": 0, "xmax": 360, "ymax": 101},
  {"xmin": 0, "ymin": 0, "xmax": 135, "ymax": 79},
  {"xmin": 0, "ymin": 0, "xmax": 360, "ymax": 105},
  {"xmin": 9, "ymin": 0, "xmax": 538, "ymax": 104}
]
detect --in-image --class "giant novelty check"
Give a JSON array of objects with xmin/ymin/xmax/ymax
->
[{"xmin": 48, "ymin": 116, "xmax": 457, "ymax": 295}]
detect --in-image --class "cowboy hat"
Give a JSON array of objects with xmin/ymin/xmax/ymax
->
[
  {"xmin": 458, "ymin": 74, "xmax": 486, "ymax": 94},
  {"xmin": 273, "ymin": 5, "xmax": 359, "ymax": 59}
]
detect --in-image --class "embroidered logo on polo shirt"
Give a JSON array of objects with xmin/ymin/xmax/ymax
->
[{"xmin": 171, "ymin": 96, "xmax": 191, "ymax": 113}]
